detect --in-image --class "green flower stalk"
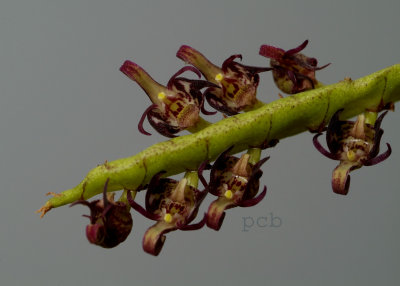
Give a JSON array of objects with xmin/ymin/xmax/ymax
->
[{"xmin": 37, "ymin": 63, "xmax": 400, "ymax": 217}]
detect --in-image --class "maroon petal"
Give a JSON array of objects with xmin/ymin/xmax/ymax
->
[
  {"xmin": 326, "ymin": 109, "xmax": 345, "ymax": 153},
  {"xmin": 127, "ymin": 190, "xmax": 159, "ymax": 221},
  {"xmin": 70, "ymin": 200, "xmax": 98, "ymax": 224},
  {"xmin": 197, "ymin": 160, "xmax": 210, "ymax": 188},
  {"xmin": 314, "ymin": 62, "xmax": 331, "ymax": 71},
  {"xmin": 138, "ymin": 104, "xmax": 157, "ymax": 136},
  {"xmin": 222, "ymin": 54, "xmax": 243, "ymax": 72},
  {"xmin": 284, "ymin": 40, "xmax": 309, "ymax": 56},
  {"xmin": 313, "ymin": 133, "xmax": 340, "ymax": 160},
  {"xmin": 200, "ymin": 100, "xmax": 217, "ymax": 115},
  {"xmin": 145, "ymin": 173, "xmax": 175, "ymax": 213},
  {"xmin": 243, "ymin": 66, "xmax": 273, "ymax": 75},
  {"xmin": 178, "ymin": 213, "xmax": 207, "ymax": 231},
  {"xmin": 364, "ymin": 143, "xmax": 392, "ymax": 166},
  {"xmin": 238, "ymin": 186, "xmax": 267, "ymax": 207},
  {"xmin": 147, "ymin": 108, "xmax": 180, "ymax": 138},
  {"xmin": 167, "ymin": 66, "xmax": 202, "ymax": 89},
  {"xmin": 369, "ymin": 111, "xmax": 388, "ymax": 158},
  {"xmin": 205, "ymin": 89, "xmax": 239, "ymax": 115}
]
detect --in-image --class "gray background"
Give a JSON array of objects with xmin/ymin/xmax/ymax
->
[{"xmin": 1, "ymin": 0, "xmax": 399, "ymax": 285}]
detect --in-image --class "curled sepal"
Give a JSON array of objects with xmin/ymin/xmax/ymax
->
[
  {"xmin": 177, "ymin": 45, "xmax": 271, "ymax": 115},
  {"xmin": 313, "ymin": 109, "xmax": 392, "ymax": 195},
  {"xmin": 128, "ymin": 171, "xmax": 207, "ymax": 256},
  {"xmin": 331, "ymin": 161, "xmax": 360, "ymax": 195},
  {"xmin": 259, "ymin": 40, "xmax": 330, "ymax": 94},
  {"xmin": 206, "ymin": 148, "xmax": 269, "ymax": 230},
  {"xmin": 70, "ymin": 179, "xmax": 133, "ymax": 248},
  {"xmin": 142, "ymin": 221, "xmax": 176, "ymax": 256},
  {"xmin": 120, "ymin": 60, "xmax": 215, "ymax": 137}
]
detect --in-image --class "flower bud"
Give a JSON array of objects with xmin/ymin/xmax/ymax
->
[
  {"xmin": 259, "ymin": 40, "xmax": 329, "ymax": 94},
  {"xmin": 70, "ymin": 179, "xmax": 133, "ymax": 248}
]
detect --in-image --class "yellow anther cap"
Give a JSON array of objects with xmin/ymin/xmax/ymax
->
[
  {"xmin": 224, "ymin": 190, "xmax": 233, "ymax": 199},
  {"xmin": 164, "ymin": 213, "xmax": 173, "ymax": 223},
  {"xmin": 215, "ymin": 73, "xmax": 224, "ymax": 82}
]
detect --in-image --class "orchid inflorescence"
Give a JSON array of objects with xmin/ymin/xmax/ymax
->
[{"xmin": 53, "ymin": 40, "xmax": 394, "ymax": 255}]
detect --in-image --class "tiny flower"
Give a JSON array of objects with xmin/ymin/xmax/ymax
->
[
  {"xmin": 120, "ymin": 60, "xmax": 216, "ymax": 138},
  {"xmin": 202, "ymin": 147, "xmax": 269, "ymax": 230},
  {"xmin": 70, "ymin": 179, "xmax": 133, "ymax": 248},
  {"xmin": 177, "ymin": 45, "xmax": 271, "ymax": 115},
  {"xmin": 259, "ymin": 40, "xmax": 330, "ymax": 94},
  {"xmin": 313, "ymin": 109, "xmax": 392, "ymax": 195},
  {"xmin": 127, "ymin": 172, "xmax": 207, "ymax": 256}
]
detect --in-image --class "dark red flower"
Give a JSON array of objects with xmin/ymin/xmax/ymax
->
[
  {"xmin": 177, "ymin": 45, "xmax": 271, "ymax": 115},
  {"xmin": 201, "ymin": 148, "xmax": 268, "ymax": 230},
  {"xmin": 120, "ymin": 60, "xmax": 216, "ymax": 137},
  {"xmin": 70, "ymin": 179, "xmax": 133, "ymax": 248},
  {"xmin": 259, "ymin": 40, "xmax": 330, "ymax": 94},
  {"xmin": 127, "ymin": 172, "xmax": 207, "ymax": 256},
  {"xmin": 313, "ymin": 109, "xmax": 392, "ymax": 195}
]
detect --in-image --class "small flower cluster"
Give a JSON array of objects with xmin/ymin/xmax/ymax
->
[
  {"xmin": 71, "ymin": 148, "xmax": 268, "ymax": 255},
  {"xmin": 120, "ymin": 40, "xmax": 328, "ymax": 137},
  {"xmin": 70, "ymin": 41, "xmax": 392, "ymax": 255}
]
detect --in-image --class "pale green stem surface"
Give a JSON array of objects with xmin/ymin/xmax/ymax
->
[
  {"xmin": 246, "ymin": 148, "xmax": 262, "ymax": 165},
  {"xmin": 38, "ymin": 64, "xmax": 400, "ymax": 216},
  {"xmin": 364, "ymin": 110, "xmax": 379, "ymax": 125},
  {"xmin": 184, "ymin": 171, "xmax": 199, "ymax": 189},
  {"xmin": 118, "ymin": 189, "xmax": 134, "ymax": 205}
]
